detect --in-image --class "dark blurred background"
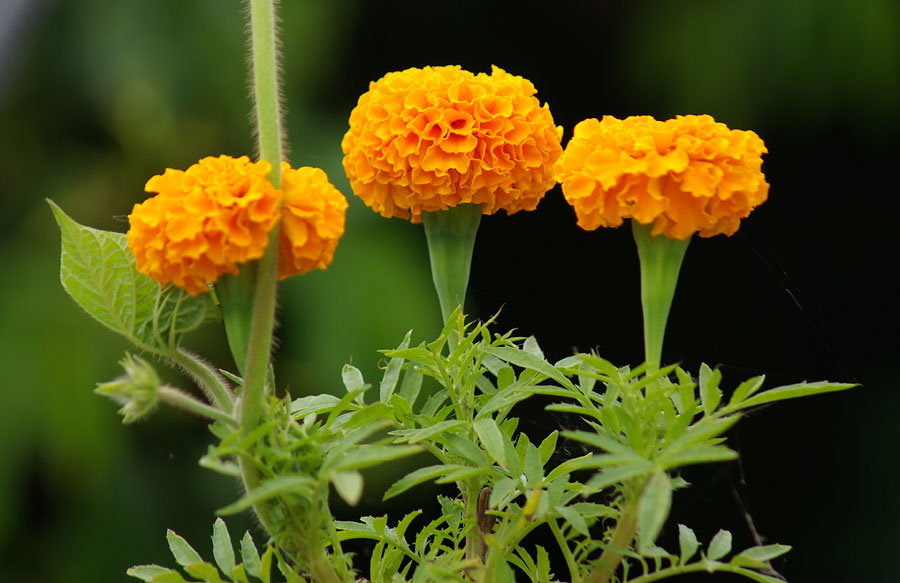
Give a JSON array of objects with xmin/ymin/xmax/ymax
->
[{"xmin": 0, "ymin": 0, "xmax": 897, "ymax": 581}]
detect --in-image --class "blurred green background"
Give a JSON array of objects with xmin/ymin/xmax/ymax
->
[{"xmin": 0, "ymin": 0, "xmax": 897, "ymax": 581}]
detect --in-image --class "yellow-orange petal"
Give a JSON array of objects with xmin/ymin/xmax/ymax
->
[
  {"xmin": 342, "ymin": 65, "xmax": 563, "ymax": 222},
  {"xmin": 555, "ymin": 114, "xmax": 768, "ymax": 239},
  {"xmin": 276, "ymin": 163, "xmax": 348, "ymax": 280},
  {"xmin": 128, "ymin": 155, "xmax": 279, "ymax": 295}
]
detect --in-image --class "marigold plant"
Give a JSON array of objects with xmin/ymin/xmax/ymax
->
[
  {"xmin": 127, "ymin": 155, "xmax": 280, "ymax": 295},
  {"xmin": 341, "ymin": 65, "xmax": 563, "ymax": 221},
  {"xmin": 277, "ymin": 163, "xmax": 348, "ymax": 279},
  {"xmin": 49, "ymin": 3, "xmax": 855, "ymax": 582},
  {"xmin": 554, "ymin": 114, "xmax": 769, "ymax": 239}
]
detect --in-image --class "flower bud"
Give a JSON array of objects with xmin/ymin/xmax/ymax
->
[{"xmin": 95, "ymin": 354, "xmax": 161, "ymax": 423}]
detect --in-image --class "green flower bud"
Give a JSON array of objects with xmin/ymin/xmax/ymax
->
[{"xmin": 95, "ymin": 354, "xmax": 160, "ymax": 423}]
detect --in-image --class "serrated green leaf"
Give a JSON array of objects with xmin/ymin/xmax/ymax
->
[
  {"xmin": 637, "ymin": 470, "xmax": 672, "ymax": 553},
  {"xmin": 219, "ymin": 476, "xmax": 316, "ymax": 515},
  {"xmin": 327, "ymin": 445, "xmax": 421, "ymax": 473},
  {"xmin": 390, "ymin": 420, "xmax": 467, "ymax": 444},
  {"xmin": 126, "ymin": 565, "xmax": 173, "ymax": 582},
  {"xmin": 184, "ymin": 562, "xmax": 223, "ymax": 582},
  {"xmin": 536, "ymin": 545, "xmax": 551, "ymax": 583},
  {"xmin": 664, "ymin": 415, "xmax": 741, "ymax": 457},
  {"xmin": 720, "ymin": 381, "xmax": 857, "ymax": 414},
  {"xmin": 259, "ymin": 546, "xmax": 274, "ymax": 583},
  {"xmin": 331, "ymin": 470, "xmax": 364, "ymax": 506},
  {"xmin": 583, "ymin": 461, "xmax": 655, "ymax": 493},
  {"xmin": 166, "ymin": 529, "xmax": 203, "ymax": 567},
  {"xmin": 728, "ymin": 374, "xmax": 766, "ymax": 405},
  {"xmin": 231, "ymin": 564, "xmax": 249, "ymax": 583},
  {"xmin": 561, "ymin": 430, "xmax": 635, "ymax": 456},
  {"xmin": 381, "ymin": 331, "xmax": 411, "ymax": 402},
  {"xmin": 212, "ymin": 518, "xmax": 236, "ymax": 577},
  {"xmin": 699, "ymin": 364, "xmax": 723, "ymax": 415},
  {"xmin": 523, "ymin": 336, "xmax": 544, "ymax": 359},
  {"xmin": 537, "ymin": 431, "xmax": 558, "ymax": 466},
  {"xmin": 437, "ymin": 465, "xmax": 487, "ymax": 483},
  {"xmin": 731, "ymin": 544, "xmax": 791, "ymax": 567},
  {"xmin": 275, "ymin": 549, "xmax": 305, "ymax": 583},
  {"xmin": 729, "ymin": 568, "xmax": 789, "ymax": 583},
  {"xmin": 496, "ymin": 366, "xmax": 516, "ymax": 390},
  {"xmin": 397, "ymin": 366, "xmax": 424, "ymax": 408},
  {"xmin": 556, "ymin": 505, "xmax": 589, "ymax": 536},
  {"xmin": 678, "ymin": 524, "xmax": 699, "ymax": 564},
  {"xmin": 291, "ymin": 394, "xmax": 342, "ymax": 417},
  {"xmin": 341, "ymin": 364, "xmax": 367, "ymax": 393},
  {"xmin": 484, "ymin": 347, "xmax": 578, "ymax": 391},
  {"xmin": 524, "ymin": 443, "xmax": 543, "ymax": 488},
  {"xmin": 658, "ymin": 444, "xmax": 738, "ymax": 469},
  {"xmin": 707, "ymin": 529, "xmax": 733, "ymax": 561},
  {"xmin": 473, "ymin": 418, "xmax": 507, "ymax": 468},
  {"xmin": 240, "ymin": 532, "xmax": 261, "ymax": 579},
  {"xmin": 150, "ymin": 572, "xmax": 188, "ymax": 583},
  {"xmin": 434, "ymin": 434, "xmax": 487, "ymax": 468},
  {"xmin": 493, "ymin": 556, "xmax": 516, "ymax": 583},
  {"xmin": 50, "ymin": 201, "xmax": 218, "ymax": 351},
  {"xmin": 489, "ymin": 476, "xmax": 520, "ymax": 508},
  {"xmin": 475, "ymin": 383, "xmax": 533, "ymax": 418}
]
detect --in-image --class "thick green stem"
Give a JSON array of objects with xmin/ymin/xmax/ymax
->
[
  {"xmin": 237, "ymin": 0, "xmax": 285, "ymax": 555},
  {"xmin": 632, "ymin": 221, "xmax": 690, "ymax": 372},
  {"xmin": 589, "ymin": 485, "xmax": 641, "ymax": 583},
  {"xmin": 159, "ymin": 386, "xmax": 237, "ymax": 427},
  {"xmin": 422, "ymin": 204, "xmax": 483, "ymax": 328},
  {"xmin": 240, "ymin": 0, "xmax": 283, "ymax": 446}
]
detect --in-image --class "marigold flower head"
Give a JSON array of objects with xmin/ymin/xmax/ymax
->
[
  {"xmin": 128, "ymin": 155, "xmax": 280, "ymax": 295},
  {"xmin": 341, "ymin": 65, "xmax": 563, "ymax": 222},
  {"xmin": 554, "ymin": 114, "xmax": 769, "ymax": 239},
  {"xmin": 277, "ymin": 163, "xmax": 348, "ymax": 280}
]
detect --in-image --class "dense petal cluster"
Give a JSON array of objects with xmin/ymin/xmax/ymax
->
[
  {"xmin": 128, "ymin": 155, "xmax": 280, "ymax": 295},
  {"xmin": 128, "ymin": 156, "xmax": 349, "ymax": 295},
  {"xmin": 342, "ymin": 65, "xmax": 563, "ymax": 221},
  {"xmin": 277, "ymin": 163, "xmax": 348, "ymax": 280},
  {"xmin": 554, "ymin": 115, "xmax": 769, "ymax": 239}
]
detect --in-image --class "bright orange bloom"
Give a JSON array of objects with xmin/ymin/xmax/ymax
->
[
  {"xmin": 128, "ymin": 155, "xmax": 280, "ymax": 295},
  {"xmin": 342, "ymin": 65, "xmax": 563, "ymax": 222},
  {"xmin": 554, "ymin": 115, "xmax": 769, "ymax": 239},
  {"xmin": 277, "ymin": 163, "xmax": 348, "ymax": 280}
]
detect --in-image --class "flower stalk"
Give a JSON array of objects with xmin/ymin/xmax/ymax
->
[
  {"xmin": 422, "ymin": 203, "xmax": 482, "ymax": 327},
  {"xmin": 240, "ymin": 0, "xmax": 283, "ymax": 437},
  {"xmin": 236, "ymin": 0, "xmax": 286, "ymax": 558},
  {"xmin": 632, "ymin": 221, "xmax": 690, "ymax": 371}
]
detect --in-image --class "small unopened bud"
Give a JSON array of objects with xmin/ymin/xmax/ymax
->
[{"xmin": 95, "ymin": 354, "xmax": 160, "ymax": 423}]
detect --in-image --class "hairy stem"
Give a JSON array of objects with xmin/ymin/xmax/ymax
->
[
  {"xmin": 169, "ymin": 348, "xmax": 234, "ymax": 413},
  {"xmin": 589, "ymin": 488, "xmax": 641, "ymax": 583},
  {"xmin": 238, "ymin": 0, "xmax": 285, "ymax": 552},
  {"xmin": 159, "ymin": 386, "xmax": 237, "ymax": 426}
]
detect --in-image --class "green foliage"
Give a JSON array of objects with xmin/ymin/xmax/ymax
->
[
  {"xmin": 327, "ymin": 313, "xmax": 853, "ymax": 583},
  {"xmin": 49, "ymin": 200, "xmax": 220, "ymax": 353},
  {"xmin": 127, "ymin": 519, "xmax": 305, "ymax": 583}
]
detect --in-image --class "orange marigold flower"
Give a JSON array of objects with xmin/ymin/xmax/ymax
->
[
  {"xmin": 554, "ymin": 114, "xmax": 769, "ymax": 239},
  {"xmin": 341, "ymin": 65, "xmax": 563, "ymax": 222},
  {"xmin": 277, "ymin": 163, "xmax": 349, "ymax": 280},
  {"xmin": 127, "ymin": 155, "xmax": 280, "ymax": 295}
]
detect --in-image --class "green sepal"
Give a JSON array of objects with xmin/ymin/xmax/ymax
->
[{"xmin": 421, "ymin": 203, "xmax": 483, "ymax": 326}]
